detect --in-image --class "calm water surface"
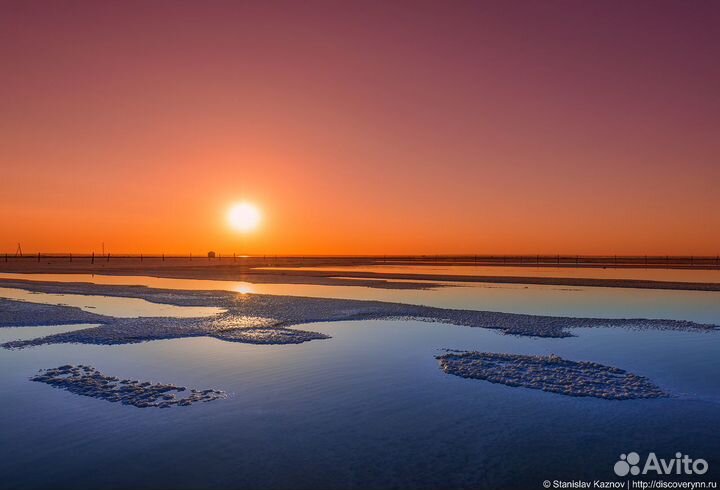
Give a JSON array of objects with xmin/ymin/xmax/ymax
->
[
  {"xmin": 0, "ymin": 287, "xmax": 224, "ymax": 318},
  {"xmin": 258, "ymin": 264, "xmax": 720, "ymax": 283}
]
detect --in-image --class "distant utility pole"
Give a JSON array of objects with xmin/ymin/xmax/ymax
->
[
  {"xmin": 102, "ymin": 242, "xmax": 105, "ymax": 255},
  {"xmin": 15, "ymin": 243, "xmax": 23, "ymax": 257}
]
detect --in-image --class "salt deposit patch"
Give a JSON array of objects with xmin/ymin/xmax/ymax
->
[
  {"xmin": 31, "ymin": 365, "xmax": 227, "ymax": 408},
  {"xmin": 437, "ymin": 352, "xmax": 668, "ymax": 400}
]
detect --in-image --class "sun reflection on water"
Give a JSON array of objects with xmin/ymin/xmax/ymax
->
[{"xmin": 234, "ymin": 284, "xmax": 255, "ymax": 295}]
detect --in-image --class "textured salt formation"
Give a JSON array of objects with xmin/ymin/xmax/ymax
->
[
  {"xmin": 212, "ymin": 327, "xmax": 329, "ymax": 344},
  {"xmin": 0, "ymin": 279, "xmax": 717, "ymax": 350},
  {"xmin": 31, "ymin": 365, "xmax": 227, "ymax": 408},
  {"xmin": 0, "ymin": 298, "xmax": 105, "ymax": 326},
  {"xmin": 437, "ymin": 352, "xmax": 668, "ymax": 400}
]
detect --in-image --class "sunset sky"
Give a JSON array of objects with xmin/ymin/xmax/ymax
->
[{"xmin": 2, "ymin": 1, "xmax": 719, "ymax": 255}]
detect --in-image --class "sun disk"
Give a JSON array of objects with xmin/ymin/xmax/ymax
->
[{"xmin": 228, "ymin": 202, "xmax": 262, "ymax": 233}]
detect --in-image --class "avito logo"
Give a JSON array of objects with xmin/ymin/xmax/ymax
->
[{"xmin": 614, "ymin": 452, "xmax": 708, "ymax": 476}]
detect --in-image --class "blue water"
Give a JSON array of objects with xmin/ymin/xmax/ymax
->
[{"xmin": 1, "ymin": 279, "xmax": 719, "ymax": 489}]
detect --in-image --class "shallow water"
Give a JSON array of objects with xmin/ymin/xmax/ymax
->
[
  {"xmin": 2, "ymin": 272, "xmax": 720, "ymax": 324},
  {"xmin": 1, "ymin": 276, "xmax": 719, "ymax": 488},
  {"xmin": 259, "ymin": 264, "xmax": 720, "ymax": 283},
  {"xmin": 0, "ymin": 287, "xmax": 224, "ymax": 318},
  {"xmin": 1, "ymin": 320, "xmax": 718, "ymax": 489}
]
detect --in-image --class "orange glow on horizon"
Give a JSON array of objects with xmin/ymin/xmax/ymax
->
[{"xmin": 1, "ymin": 3, "xmax": 719, "ymax": 256}]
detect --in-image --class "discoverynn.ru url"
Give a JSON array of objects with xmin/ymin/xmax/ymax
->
[{"xmin": 543, "ymin": 481, "xmax": 717, "ymax": 489}]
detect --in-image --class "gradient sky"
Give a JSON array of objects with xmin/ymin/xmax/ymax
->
[{"xmin": 2, "ymin": 1, "xmax": 719, "ymax": 255}]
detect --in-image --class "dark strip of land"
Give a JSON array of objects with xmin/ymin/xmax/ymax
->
[{"xmin": 1, "ymin": 256, "xmax": 720, "ymax": 291}]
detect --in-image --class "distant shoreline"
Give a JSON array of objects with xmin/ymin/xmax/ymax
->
[
  {"xmin": 2, "ymin": 256, "xmax": 720, "ymax": 292},
  {"xmin": 3, "ymin": 254, "xmax": 720, "ymax": 270}
]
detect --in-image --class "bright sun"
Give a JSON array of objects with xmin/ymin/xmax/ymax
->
[{"xmin": 228, "ymin": 202, "xmax": 262, "ymax": 233}]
